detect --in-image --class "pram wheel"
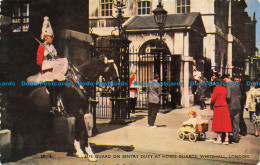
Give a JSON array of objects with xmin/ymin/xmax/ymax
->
[
  {"xmin": 200, "ymin": 132, "xmax": 206, "ymax": 139},
  {"xmin": 189, "ymin": 133, "xmax": 197, "ymax": 142},
  {"xmin": 178, "ymin": 131, "xmax": 185, "ymax": 140}
]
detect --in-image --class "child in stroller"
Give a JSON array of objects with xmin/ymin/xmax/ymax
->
[{"xmin": 178, "ymin": 111, "xmax": 208, "ymax": 142}]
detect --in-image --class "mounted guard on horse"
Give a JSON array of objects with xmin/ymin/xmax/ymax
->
[{"xmin": 25, "ymin": 16, "xmax": 119, "ymax": 161}]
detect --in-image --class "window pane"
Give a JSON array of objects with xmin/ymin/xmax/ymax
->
[
  {"xmin": 177, "ymin": 7, "xmax": 180, "ymax": 13},
  {"xmin": 147, "ymin": 9, "xmax": 150, "ymax": 14},
  {"xmin": 147, "ymin": 2, "xmax": 150, "ymax": 7},
  {"xmin": 102, "ymin": 11, "xmax": 104, "ymax": 16},
  {"xmin": 106, "ymin": 10, "xmax": 109, "ymax": 16},
  {"xmin": 187, "ymin": 0, "xmax": 190, "ymax": 5},
  {"xmin": 101, "ymin": 4, "xmax": 104, "ymax": 9},
  {"xmin": 142, "ymin": 8, "xmax": 145, "ymax": 15},
  {"xmin": 22, "ymin": 24, "xmax": 29, "ymax": 32},
  {"xmin": 12, "ymin": 5, "xmax": 20, "ymax": 17},
  {"xmin": 12, "ymin": 24, "xmax": 21, "ymax": 32},
  {"xmin": 138, "ymin": 2, "xmax": 141, "ymax": 8},
  {"xmin": 12, "ymin": 18, "xmax": 20, "ymax": 23},
  {"xmin": 138, "ymin": 9, "xmax": 141, "ymax": 15},
  {"xmin": 186, "ymin": 6, "xmax": 190, "ymax": 13},
  {"xmin": 142, "ymin": 1, "xmax": 145, "ymax": 7},
  {"xmin": 182, "ymin": 7, "xmax": 185, "ymax": 13},
  {"xmin": 182, "ymin": 0, "xmax": 185, "ymax": 5},
  {"xmin": 22, "ymin": 4, "xmax": 29, "ymax": 16},
  {"xmin": 110, "ymin": 4, "xmax": 112, "ymax": 9},
  {"xmin": 105, "ymin": 0, "xmax": 108, "ymax": 2},
  {"xmin": 106, "ymin": 4, "xmax": 109, "ymax": 9},
  {"xmin": 101, "ymin": 0, "xmax": 104, "ymax": 3},
  {"xmin": 23, "ymin": 18, "xmax": 29, "ymax": 23},
  {"xmin": 177, "ymin": 0, "xmax": 180, "ymax": 6}
]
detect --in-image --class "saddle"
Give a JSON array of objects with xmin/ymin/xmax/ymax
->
[{"xmin": 27, "ymin": 58, "xmax": 68, "ymax": 83}]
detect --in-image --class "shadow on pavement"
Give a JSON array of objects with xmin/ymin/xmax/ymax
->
[
  {"xmin": 93, "ymin": 112, "xmax": 146, "ymax": 136},
  {"xmin": 91, "ymin": 144, "xmax": 135, "ymax": 153}
]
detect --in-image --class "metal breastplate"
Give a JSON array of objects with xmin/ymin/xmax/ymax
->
[{"xmin": 43, "ymin": 43, "xmax": 57, "ymax": 61}]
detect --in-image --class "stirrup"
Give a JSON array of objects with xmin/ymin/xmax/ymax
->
[
  {"xmin": 50, "ymin": 106, "xmax": 58, "ymax": 114},
  {"xmin": 57, "ymin": 97, "xmax": 67, "ymax": 116}
]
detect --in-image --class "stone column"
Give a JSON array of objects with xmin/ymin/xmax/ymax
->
[
  {"xmin": 227, "ymin": 0, "xmax": 233, "ymax": 75},
  {"xmin": 181, "ymin": 32, "xmax": 193, "ymax": 107},
  {"xmin": 244, "ymin": 59, "xmax": 249, "ymax": 76},
  {"xmin": 181, "ymin": 56, "xmax": 194, "ymax": 107}
]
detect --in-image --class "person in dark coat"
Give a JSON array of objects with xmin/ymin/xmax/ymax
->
[
  {"xmin": 147, "ymin": 74, "xmax": 161, "ymax": 128},
  {"xmin": 211, "ymin": 76, "xmax": 232, "ymax": 144},
  {"xmin": 195, "ymin": 76, "xmax": 208, "ymax": 110},
  {"xmin": 236, "ymin": 75, "xmax": 249, "ymax": 136},
  {"xmin": 223, "ymin": 74, "xmax": 241, "ymax": 143}
]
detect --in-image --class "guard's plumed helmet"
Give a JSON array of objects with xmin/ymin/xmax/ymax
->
[{"xmin": 41, "ymin": 16, "xmax": 54, "ymax": 40}]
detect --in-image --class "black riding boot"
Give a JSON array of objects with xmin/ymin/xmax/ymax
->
[{"xmin": 46, "ymin": 85, "xmax": 58, "ymax": 112}]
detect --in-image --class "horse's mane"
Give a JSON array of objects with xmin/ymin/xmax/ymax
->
[{"xmin": 76, "ymin": 57, "xmax": 104, "ymax": 80}]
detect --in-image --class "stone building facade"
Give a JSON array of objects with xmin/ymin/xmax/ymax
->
[{"xmin": 89, "ymin": 0, "xmax": 256, "ymax": 107}]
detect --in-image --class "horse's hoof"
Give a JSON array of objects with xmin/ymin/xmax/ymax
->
[
  {"xmin": 88, "ymin": 156, "xmax": 97, "ymax": 162},
  {"xmin": 76, "ymin": 152, "xmax": 86, "ymax": 158}
]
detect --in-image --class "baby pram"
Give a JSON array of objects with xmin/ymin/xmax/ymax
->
[{"xmin": 177, "ymin": 111, "xmax": 208, "ymax": 142}]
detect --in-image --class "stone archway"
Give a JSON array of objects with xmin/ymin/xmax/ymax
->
[{"xmin": 138, "ymin": 39, "xmax": 171, "ymax": 55}]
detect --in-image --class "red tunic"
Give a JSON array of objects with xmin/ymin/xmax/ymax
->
[
  {"xmin": 36, "ymin": 45, "xmax": 45, "ymax": 67},
  {"xmin": 129, "ymin": 75, "xmax": 137, "ymax": 93},
  {"xmin": 36, "ymin": 44, "xmax": 59, "ymax": 73},
  {"xmin": 210, "ymin": 85, "xmax": 232, "ymax": 132}
]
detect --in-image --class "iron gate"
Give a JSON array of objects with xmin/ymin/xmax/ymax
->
[
  {"xmin": 129, "ymin": 47, "xmax": 181, "ymax": 110},
  {"xmin": 92, "ymin": 47, "xmax": 181, "ymax": 119}
]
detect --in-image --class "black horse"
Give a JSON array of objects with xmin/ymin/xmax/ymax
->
[{"xmin": 12, "ymin": 55, "xmax": 118, "ymax": 161}]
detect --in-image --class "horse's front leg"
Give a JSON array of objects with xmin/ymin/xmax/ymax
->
[
  {"xmin": 74, "ymin": 111, "xmax": 97, "ymax": 161},
  {"xmin": 84, "ymin": 113, "xmax": 97, "ymax": 161}
]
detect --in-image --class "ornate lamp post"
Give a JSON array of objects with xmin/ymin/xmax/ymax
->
[
  {"xmin": 109, "ymin": 0, "xmax": 131, "ymax": 124},
  {"xmin": 152, "ymin": 0, "xmax": 168, "ymax": 41},
  {"xmin": 152, "ymin": 0, "xmax": 168, "ymax": 109},
  {"xmin": 114, "ymin": 0, "xmax": 127, "ymax": 37}
]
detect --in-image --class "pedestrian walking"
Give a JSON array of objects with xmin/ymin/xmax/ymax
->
[
  {"xmin": 237, "ymin": 76, "xmax": 249, "ymax": 136},
  {"xmin": 245, "ymin": 81, "xmax": 260, "ymax": 137},
  {"xmin": 195, "ymin": 76, "xmax": 208, "ymax": 110},
  {"xmin": 223, "ymin": 74, "xmax": 241, "ymax": 143},
  {"xmin": 147, "ymin": 74, "xmax": 161, "ymax": 128},
  {"xmin": 210, "ymin": 76, "xmax": 232, "ymax": 145}
]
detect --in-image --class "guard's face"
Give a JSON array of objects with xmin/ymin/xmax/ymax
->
[
  {"xmin": 131, "ymin": 72, "xmax": 136, "ymax": 77},
  {"xmin": 44, "ymin": 35, "xmax": 53, "ymax": 44},
  {"xmin": 234, "ymin": 78, "xmax": 240, "ymax": 83}
]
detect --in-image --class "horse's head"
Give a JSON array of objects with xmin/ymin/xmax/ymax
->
[
  {"xmin": 78, "ymin": 55, "xmax": 119, "ymax": 83},
  {"xmin": 97, "ymin": 55, "xmax": 119, "ymax": 83}
]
